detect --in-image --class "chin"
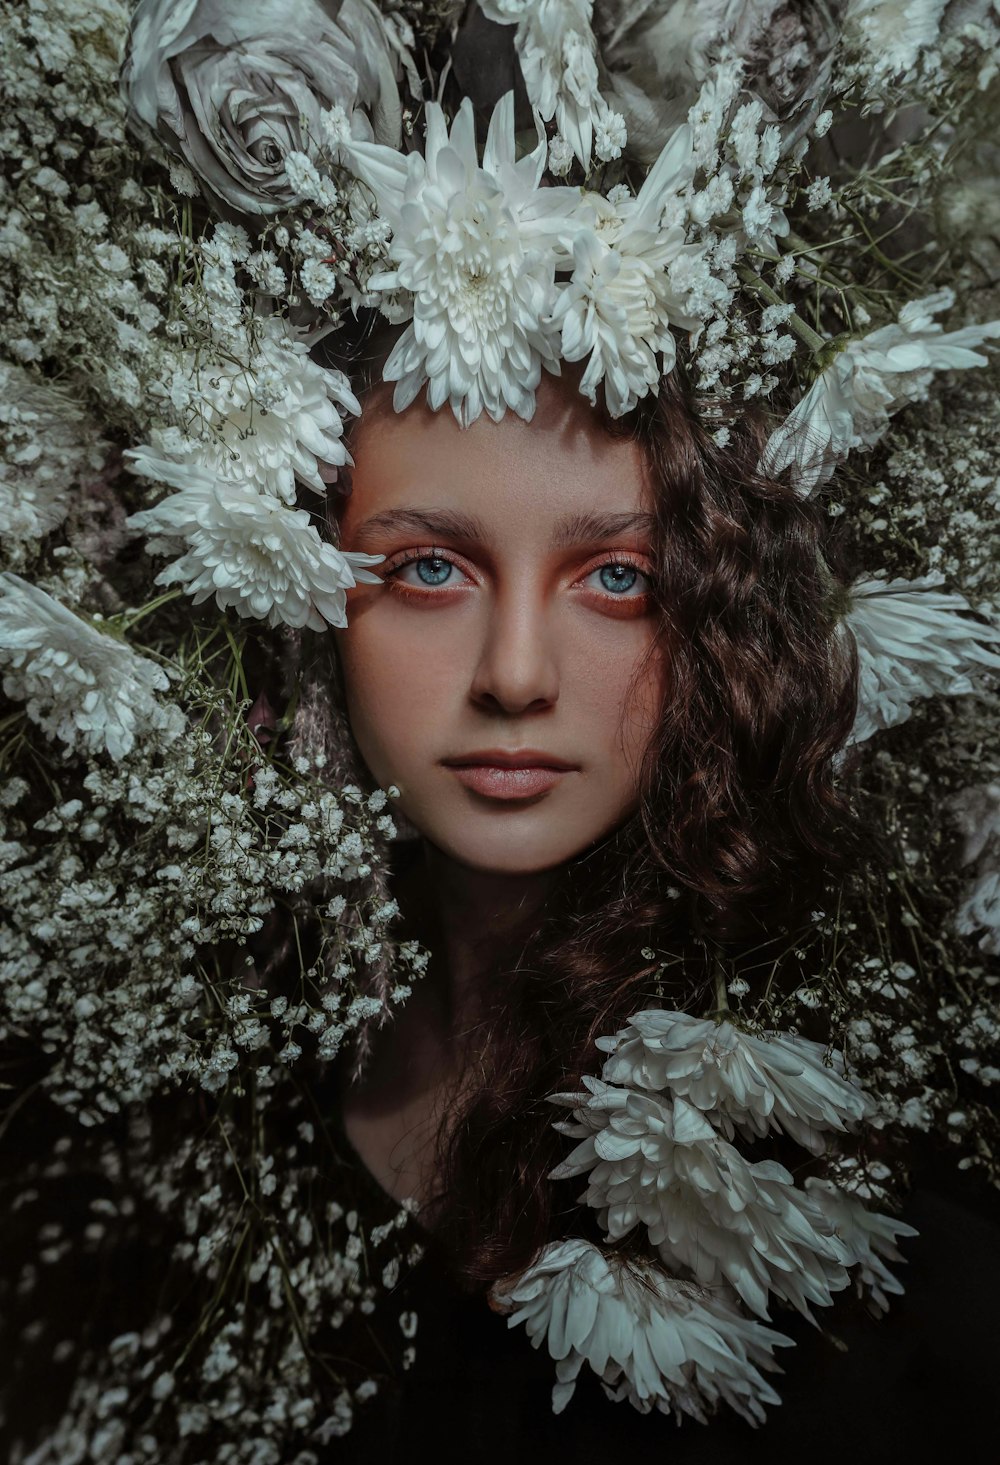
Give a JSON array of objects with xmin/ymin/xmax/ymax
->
[{"xmin": 411, "ymin": 816, "xmax": 613, "ymax": 877}]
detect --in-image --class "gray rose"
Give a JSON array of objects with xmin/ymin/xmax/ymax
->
[{"xmin": 120, "ymin": 0, "xmax": 408, "ymax": 217}]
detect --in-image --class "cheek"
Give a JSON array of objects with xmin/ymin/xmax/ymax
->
[
  {"xmin": 568, "ymin": 626, "xmax": 666, "ymax": 766},
  {"xmin": 334, "ymin": 615, "xmax": 450, "ymax": 774}
]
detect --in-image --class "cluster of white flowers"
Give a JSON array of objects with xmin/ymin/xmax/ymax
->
[
  {"xmin": 3, "ymin": 0, "xmax": 1000, "ymax": 1453},
  {"xmin": 494, "ymin": 1008, "xmax": 917, "ymax": 1420},
  {"xmin": 0, "ymin": 694, "xmax": 424, "ymax": 1121},
  {"xmin": 479, "ymin": 0, "xmax": 625, "ymax": 169},
  {"xmin": 0, "ymin": 573, "xmax": 185, "ymax": 759},
  {"xmin": 7, "ymin": 1085, "xmax": 424, "ymax": 1464},
  {"xmin": 0, "ymin": 362, "xmax": 109, "ymax": 559},
  {"xmin": 761, "ymin": 291, "xmax": 1000, "ymax": 493},
  {"xmin": 492, "ymin": 1236, "xmax": 792, "ymax": 1426},
  {"xmin": 838, "ymin": 0, "xmax": 1000, "ymax": 99},
  {"xmin": 844, "ymin": 573, "xmax": 1000, "ymax": 746}
]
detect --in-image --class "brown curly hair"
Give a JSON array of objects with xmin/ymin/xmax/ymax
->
[{"xmin": 314, "ymin": 315, "xmax": 864, "ymax": 1290}]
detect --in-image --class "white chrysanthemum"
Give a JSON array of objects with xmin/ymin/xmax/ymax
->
[
  {"xmin": 550, "ymin": 125, "xmax": 702, "ymax": 416},
  {"xmin": 761, "ymin": 292, "xmax": 1000, "ymax": 492},
  {"xmin": 490, "ymin": 1237, "xmax": 793, "ymax": 1425},
  {"xmin": 0, "ymin": 362, "xmax": 109, "ymax": 547},
  {"xmin": 844, "ymin": 0, "xmax": 948, "ymax": 80},
  {"xmin": 597, "ymin": 1009, "xmax": 874, "ymax": 1155},
  {"xmin": 550, "ymin": 1080, "xmax": 853, "ymax": 1319},
  {"xmin": 481, "ymin": 0, "xmax": 609, "ymax": 168},
  {"xmin": 843, "ymin": 573, "xmax": 1000, "ymax": 745},
  {"xmin": 125, "ymin": 461, "xmax": 384, "ymax": 632},
  {"xmin": 129, "ymin": 316, "xmax": 360, "ymax": 504},
  {"xmin": 343, "ymin": 90, "xmax": 579, "ymax": 426},
  {"xmin": 949, "ymin": 782, "xmax": 1000, "ymax": 868},
  {"xmin": 0, "ymin": 573, "xmax": 185, "ymax": 760},
  {"xmin": 805, "ymin": 1178, "xmax": 918, "ymax": 1315},
  {"xmin": 954, "ymin": 866, "xmax": 1000, "ymax": 955}
]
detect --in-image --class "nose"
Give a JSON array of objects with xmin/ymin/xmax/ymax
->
[{"xmin": 468, "ymin": 580, "xmax": 560, "ymax": 714}]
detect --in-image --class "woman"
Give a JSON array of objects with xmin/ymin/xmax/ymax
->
[
  {"xmin": 322, "ymin": 315, "xmax": 855, "ymax": 1233},
  {"xmin": 279, "ymin": 319, "xmax": 995, "ymax": 1461}
]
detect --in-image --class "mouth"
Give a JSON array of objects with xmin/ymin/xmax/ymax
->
[
  {"xmin": 441, "ymin": 751, "xmax": 579, "ymax": 803},
  {"xmin": 444, "ymin": 764, "xmax": 574, "ymax": 801}
]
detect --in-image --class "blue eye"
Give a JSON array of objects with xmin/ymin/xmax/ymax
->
[
  {"xmin": 585, "ymin": 560, "xmax": 651, "ymax": 597},
  {"xmin": 595, "ymin": 562, "xmax": 640, "ymax": 595},
  {"xmin": 412, "ymin": 556, "xmax": 454, "ymax": 586},
  {"xmin": 383, "ymin": 552, "xmax": 651, "ymax": 601}
]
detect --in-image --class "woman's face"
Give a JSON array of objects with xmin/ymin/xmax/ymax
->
[{"xmin": 334, "ymin": 370, "xmax": 667, "ymax": 875}]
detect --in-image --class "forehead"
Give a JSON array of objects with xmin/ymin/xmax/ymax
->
[{"xmin": 339, "ymin": 372, "xmax": 654, "ymax": 538}]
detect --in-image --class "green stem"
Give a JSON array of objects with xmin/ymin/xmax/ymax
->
[
  {"xmin": 713, "ymin": 963, "xmax": 731, "ymax": 1018},
  {"xmin": 120, "ymin": 588, "xmax": 185, "ymax": 629},
  {"xmin": 736, "ymin": 264, "xmax": 827, "ymax": 353}
]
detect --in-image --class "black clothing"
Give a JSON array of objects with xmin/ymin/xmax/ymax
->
[{"xmin": 333, "ymin": 1128, "xmax": 1000, "ymax": 1465}]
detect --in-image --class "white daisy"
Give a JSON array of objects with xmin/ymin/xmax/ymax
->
[
  {"xmin": 761, "ymin": 291, "xmax": 1000, "ymax": 492},
  {"xmin": 0, "ymin": 573, "xmax": 185, "ymax": 761},
  {"xmin": 490, "ymin": 1237, "xmax": 793, "ymax": 1425},
  {"xmin": 597, "ymin": 1009, "xmax": 874, "ymax": 1155},
  {"xmin": 551, "ymin": 125, "xmax": 703, "ymax": 416},
  {"xmin": 129, "ymin": 316, "xmax": 360, "ymax": 504},
  {"xmin": 843, "ymin": 573, "xmax": 1000, "ymax": 745},
  {"xmin": 343, "ymin": 90, "xmax": 578, "ymax": 426},
  {"xmin": 550, "ymin": 1079, "xmax": 853, "ymax": 1320},
  {"xmin": 125, "ymin": 461, "xmax": 384, "ymax": 632}
]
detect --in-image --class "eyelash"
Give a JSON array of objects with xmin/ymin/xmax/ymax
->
[{"xmin": 379, "ymin": 549, "xmax": 653, "ymax": 605}]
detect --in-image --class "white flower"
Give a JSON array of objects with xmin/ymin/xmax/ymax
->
[
  {"xmin": 761, "ymin": 292, "xmax": 1000, "ymax": 492},
  {"xmin": 945, "ymin": 782, "xmax": 1000, "ymax": 954},
  {"xmin": 550, "ymin": 125, "xmax": 701, "ymax": 416},
  {"xmin": 843, "ymin": 573, "xmax": 1000, "ymax": 745},
  {"xmin": 130, "ymin": 316, "xmax": 361, "ymax": 503},
  {"xmin": 948, "ymin": 782, "xmax": 1000, "ymax": 867},
  {"xmin": 844, "ymin": 0, "xmax": 948, "ymax": 80},
  {"xmin": 283, "ymin": 150, "xmax": 339, "ymax": 209},
  {"xmin": 0, "ymin": 574, "xmax": 185, "ymax": 760},
  {"xmin": 299, "ymin": 258, "xmax": 340, "ymax": 307},
  {"xmin": 550, "ymin": 1080, "xmax": 855, "ymax": 1320},
  {"xmin": 805, "ymin": 176, "xmax": 833, "ymax": 210},
  {"xmin": 594, "ymin": 110, "xmax": 628, "ymax": 162},
  {"xmin": 0, "ymin": 363, "xmax": 108, "ymax": 547},
  {"xmin": 490, "ymin": 1237, "xmax": 793, "ymax": 1425},
  {"xmin": 343, "ymin": 91, "xmax": 578, "ymax": 426},
  {"xmin": 954, "ymin": 867, "xmax": 1000, "ymax": 956},
  {"xmin": 547, "ymin": 133, "xmax": 574, "ymax": 176},
  {"xmin": 596, "ymin": 1009, "xmax": 874, "ymax": 1155},
  {"xmin": 120, "ymin": 0, "xmax": 407, "ymax": 216},
  {"xmin": 125, "ymin": 462, "xmax": 385, "ymax": 632},
  {"xmin": 482, "ymin": 0, "xmax": 609, "ymax": 169},
  {"xmin": 805, "ymin": 1177, "xmax": 918, "ymax": 1315}
]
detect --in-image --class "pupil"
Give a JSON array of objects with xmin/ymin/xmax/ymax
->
[
  {"xmin": 600, "ymin": 563, "xmax": 638, "ymax": 593},
  {"xmin": 416, "ymin": 557, "xmax": 451, "ymax": 586}
]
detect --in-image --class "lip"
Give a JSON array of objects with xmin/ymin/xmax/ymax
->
[
  {"xmin": 446, "ymin": 765, "xmax": 571, "ymax": 800},
  {"xmin": 442, "ymin": 750, "xmax": 579, "ymax": 802},
  {"xmin": 443, "ymin": 749, "xmax": 578, "ymax": 770}
]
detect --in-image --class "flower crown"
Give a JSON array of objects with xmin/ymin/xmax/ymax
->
[{"xmin": 104, "ymin": 0, "xmax": 1000, "ymax": 703}]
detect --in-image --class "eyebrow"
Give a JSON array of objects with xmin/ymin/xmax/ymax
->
[{"xmin": 350, "ymin": 506, "xmax": 655, "ymax": 548}]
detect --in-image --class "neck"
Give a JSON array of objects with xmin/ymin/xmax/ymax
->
[{"xmin": 396, "ymin": 839, "xmax": 559, "ymax": 1033}]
